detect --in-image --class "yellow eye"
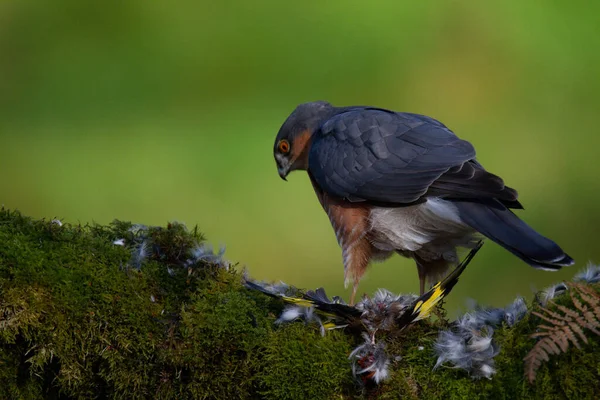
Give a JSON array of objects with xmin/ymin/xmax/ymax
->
[{"xmin": 278, "ymin": 140, "xmax": 290, "ymax": 154}]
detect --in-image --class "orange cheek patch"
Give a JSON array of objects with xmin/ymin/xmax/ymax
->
[{"xmin": 290, "ymin": 130, "xmax": 313, "ymax": 168}]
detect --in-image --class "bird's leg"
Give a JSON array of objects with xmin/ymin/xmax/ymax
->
[
  {"xmin": 419, "ymin": 275, "xmax": 426, "ymax": 297},
  {"xmin": 415, "ymin": 260, "xmax": 427, "ymax": 296},
  {"xmin": 413, "ymin": 255, "xmax": 450, "ymax": 296}
]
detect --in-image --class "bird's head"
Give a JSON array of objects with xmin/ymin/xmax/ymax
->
[{"xmin": 274, "ymin": 101, "xmax": 335, "ymax": 180}]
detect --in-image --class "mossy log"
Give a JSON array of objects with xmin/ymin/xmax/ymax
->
[{"xmin": 0, "ymin": 209, "xmax": 598, "ymax": 399}]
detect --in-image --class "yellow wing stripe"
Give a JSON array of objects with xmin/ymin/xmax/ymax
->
[
  {"xmin": 280, "ymin": 296, "xmax": 343, "ymax": 320},
  {"xmin": 323, "ymin": 322, "xmax": 342, "ymax": 330},
  {"xmin": 281, "ymin": 296, "xmax": 315, "ymax": 307},
  {"xmin": 412, "ymin": 283, "xmax": 446, "ymax": 321}
]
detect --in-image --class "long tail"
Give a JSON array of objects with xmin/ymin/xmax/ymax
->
[{"xmin": 453, "ymin": 200, "xmax": 574, "ymax": 270}]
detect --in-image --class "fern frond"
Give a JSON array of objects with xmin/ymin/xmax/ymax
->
[
  {"xmin": 538, "ymin": 339, "xmax": 560, "ymax": 356},
  {"xmin": 570, "ymin": 292, "xmax": 585, "ymax": 313},
  {"xmin": 530, "ymin": 331, "xmax": 551, "ymax": 338},
  {"xmin": 532, "ymin": 308, "xmax": 568, "ymax": 325},
  {"xmin": 530, "ymin": 312, "xmax": 559, "ymax": 327},
  {"xmin": 572, "ymin": 284, "xmax": 600, "ymax": 335},
  {"xmin": 556, "ymin": 303, "xmax": 580, "ymax": 320},
  {"xmin": 563, "ymin": 325, "xmax": 580, "ymax": 349},
  {"xmin": 573, "ymin": 284, "xmax": 600, "ymax": 321},
  {"xmin": 568, "ymin": 322, "xmax": 588, "ymax": 345},
  {"xmin": 554, "ymin": 332, "xmax": 569, "ymax": 352},
  {"xmin": 524, "ymin": 282, "xmax": 600, "ymax": 383}
]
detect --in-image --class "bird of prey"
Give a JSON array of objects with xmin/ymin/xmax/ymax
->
[{"xmin": 273, "ymin": 101, "xmax": 574, "ymax": 305}]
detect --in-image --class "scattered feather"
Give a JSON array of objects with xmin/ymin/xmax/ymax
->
[
  {"xmin": 276, "ymin": 306, "xmax": 305, "ymax": 324},
  {"xmin": 259, "ymin": 281, "xmax": 294, "ymax": 297},
  {"xmin": 434, "ymin": 325, "xmax": 498, "ymax": 379},
  {"xmin": 113, "ymin": 238, "xmax": 125, "ymax": 246},
  {"xmin": 131, "ymin": 240, "xmax": 149, "ymax": 270},
  {"xmin": 465, "ymin": 306, "xmax": 505, "ymax": 329},
  {"xmin": 128, "ymin": 224, "xmax": 148, "ymax": 235},
  {"xmin": 276, "ymin": 305, "xmax": 326, "ymax": 336},
  {"xmin": 187, "ymin": 243, "xmax": 227, "ymax": 268},
  {"xmin": 539, "ymin": 282, "xmax": 568, "ymax": 306},
  {"xmin": 504, "ymin": 297, "xmax": 527, "ymax": 327},
  {"xmin": 573, "ymin": 263, "xmax": 600, "ymax": 284},
  {"xmin": 349, "ymin": 333, "xmax": 390, "ymax": 384},
  {"xmin": 434, "ymin": 295, "xmax": 526, "ymax": 380}
]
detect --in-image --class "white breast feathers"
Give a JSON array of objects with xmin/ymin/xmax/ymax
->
[{"xmin": 369, "ymin": 198, "xmax": 472, "ymax": 253}]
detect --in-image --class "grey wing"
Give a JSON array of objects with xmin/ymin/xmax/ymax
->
[{"xmin": 308, "ymin": 108, "xmax": 519, "ymax": 206}]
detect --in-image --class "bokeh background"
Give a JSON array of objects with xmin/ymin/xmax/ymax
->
[{"xmin": 1, "ymin": 1, "xmax": 599, "ymax": 314}]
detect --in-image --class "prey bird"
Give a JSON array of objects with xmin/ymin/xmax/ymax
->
[
  {"xmin": 246, "ymin": 244, "xmax": 482, "ymax": 384},
  {"xmin": 245, "ymin": 242, "xmax": 483, "ymax": 334},
  {"xmin": 274, "ymin": 101, "xmax": 574, "ymax": 305}
]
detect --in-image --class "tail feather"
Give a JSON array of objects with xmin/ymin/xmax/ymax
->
[{"xmin": 454, "ymin": 200, "xmax": 574, "ymax": 270}]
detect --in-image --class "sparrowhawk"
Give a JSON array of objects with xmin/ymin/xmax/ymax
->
[{"xmin": 274, "ymin": 101, "xmax": 574, "ymax": 305}]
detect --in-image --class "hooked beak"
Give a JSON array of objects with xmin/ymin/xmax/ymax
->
[
  {"xmin": 278, "ymin": 166, "xmax": 289, "ymax": 181},
  {"xmin": 275, "ymin": 153, "xmax": 291, "ymax": 181}
]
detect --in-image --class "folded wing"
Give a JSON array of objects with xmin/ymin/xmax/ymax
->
[{"xmin": 309, "ymin": 108, "xmax": 519, "ymax": 207}]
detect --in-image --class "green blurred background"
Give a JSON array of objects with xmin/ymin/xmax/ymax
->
[{"xmin": 1, "ymin": 1, "xmax": 599, "ymax": 313}]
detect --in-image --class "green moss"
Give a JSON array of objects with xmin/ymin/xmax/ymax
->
[
  {"xmin": 258, "ymin": 324, "xmax": 354, "ymax": 400},
  {"xmin": 166, "ymin": 274, "xmax": 273, "ymax": 399},
  {"xmin": 0, "ymin": 208, "xmax": 598, "ymax": 399}
]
